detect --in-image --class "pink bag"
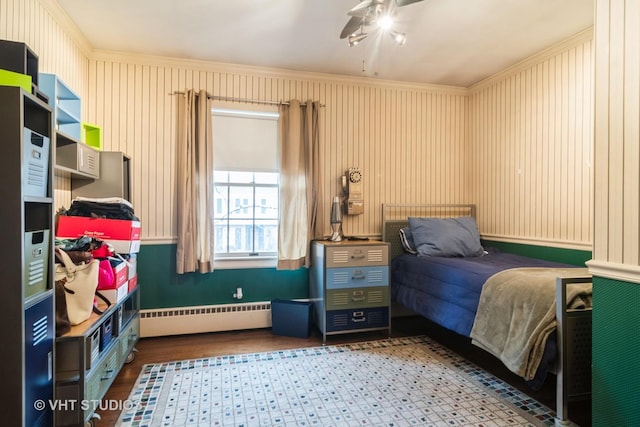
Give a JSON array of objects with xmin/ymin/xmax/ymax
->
[{"xmin": 97, "ymin": 259, "xmax": 115, "ymax": 290}]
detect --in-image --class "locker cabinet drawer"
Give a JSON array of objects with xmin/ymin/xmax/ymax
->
[
  {"xmin": 326, "ymin": 244, "xmax": 388, "ymax": 268},
  {"xmin": 118, "ymin": 316, "xmax": 139, "ymax": 363},
  {"xmin": 326, "ymin": 307, "xmax": 389, "ymax": 332},
  {"xmin": 326, "ymin": 287, "xmax": 389, "ymax": 310},
  {"xmin": 77, "ymin": 143, "xmax": 100, "ymax": 176},
  {"xmin": 55, "ymin": 383, "xmax": 82, "ymax": 426},
  {"xmin": 86, "ymin": 343, "xmax": 119, "ymax": 404},
  {"xmin": 326, "ymin": 266, "xmax": 388, "ymax": 289},
  {"xmin": 56, "ymin": 138, "xmax": 100, "ymax": 178}
]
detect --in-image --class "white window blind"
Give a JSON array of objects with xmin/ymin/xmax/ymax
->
[{"xmin": 212, "ymin": 108, "xmax": 278, "ymax": 172}]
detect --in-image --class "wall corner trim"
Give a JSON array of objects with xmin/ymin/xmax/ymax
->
[
  {"xmin": 38, "ymin": 0, "xmax": 93, "ymax": 56},
  {"xmin": 468, "ymin": 26, "xmax": 594, "ymax": 93},
  {"xmin": 586, "ymin": 259, "xmax": 640, "ymax": 285}
]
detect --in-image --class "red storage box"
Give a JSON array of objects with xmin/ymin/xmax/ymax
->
[
  {"xmin": 112, "ymin": 261, "xmax": 127, "ymax": 288},
  {"xmin": 128, "ymin": 275, "xmax": 138, "ymax": 293},
  {"xmin": 57, "ymin": 216, "xmax": 141, "ymax": 254},
  {"xmin": 98, "ymin": 259, "xmax": 128, "ymax": 290},
  {"xmin": 101, "ymin": 281, "xmax": 129, "ymax": 305}
]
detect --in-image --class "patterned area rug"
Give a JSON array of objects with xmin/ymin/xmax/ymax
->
[{"xmin": 118, "ymin": 335, "xmax": 556, "ymax": 426}]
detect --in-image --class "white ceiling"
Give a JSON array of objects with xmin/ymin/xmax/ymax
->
[{"xmin": 57, "ymin": 0, "xmax": 594, "ymax": 87}]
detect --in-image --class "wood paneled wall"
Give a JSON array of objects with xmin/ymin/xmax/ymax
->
[
  {"xmin": 6, "ymin": 1, "xmax": 595, "ymax": 250},
  {"xmin": 1, "ymin": 0, "xmax": 90, "ymax": 210},
  {"xmin": 588, "ymin": 0, "xmax": 640, "ymax": 282},
  {"xmin": 85, "ymin": 54, "xmax": 469, "ymax": 241},
  {"xmin": 0, "ymin": 0, "xmax": 89, "ymax": 85},
  {"xmin": 468, "ymin": 31, "xmax": 594, "ymax": 249}
]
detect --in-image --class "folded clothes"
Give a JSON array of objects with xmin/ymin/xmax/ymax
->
[
  {"xmin": 63, "ymin": 199, "xmax": 139, "ymax": 221},
  {"xmin": 72, "ymin": 196, "xmax": 133, "ymax": 209},
  {"xmin": 56, "ymin": 236, "xmax": 93, "ymax": 252}
]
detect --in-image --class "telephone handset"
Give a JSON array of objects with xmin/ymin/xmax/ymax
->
[{"xmin": 342, "ymin": 167, "xmax": 364, "ymax": 215}]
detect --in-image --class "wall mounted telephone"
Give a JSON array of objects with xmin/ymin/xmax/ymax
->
[{"xmin": 342, "ymin": 167, "xmax": 364, "ymax": 215}]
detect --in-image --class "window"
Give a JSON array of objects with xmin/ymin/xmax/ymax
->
[
  {"xmin": 212, "ymin": 107, "xmax": 279, "ymax": 266},
  {"xmin": 213, "ymin": 171, "xmax": 278, "ymax": 256}
]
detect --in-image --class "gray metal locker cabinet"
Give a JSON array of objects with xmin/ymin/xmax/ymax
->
[
  {"xmin": 0, "ymin": 85, "xmax": 55, "ymax": 427},
  {"xmin": 71, "ymin": 151, "xmax": 131, "ymax": 201}
]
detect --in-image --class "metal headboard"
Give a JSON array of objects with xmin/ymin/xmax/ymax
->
[
  {"xmin": 383, "ymin": 220, "xmax": 410, "ymax": 260},
  {"xmin": 381, "ymin": 204, "xmax": 477, "ymax": 260}
]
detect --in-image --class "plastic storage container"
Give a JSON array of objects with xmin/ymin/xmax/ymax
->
[{"xmin": 271, "ymin": 299, "xmax": 312, "ymax": 338}]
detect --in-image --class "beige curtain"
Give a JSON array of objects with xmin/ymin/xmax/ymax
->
[
  {"xmin": 277, "ymin": 100, "xmax": 323, "ymax": 270},
  {"xmin": 176, "ymin": 89, "xmax": 215, "ymax": 274}
]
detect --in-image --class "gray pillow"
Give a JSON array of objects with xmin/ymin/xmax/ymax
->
[
  {"xmin": 408, "ymin": 216, "xmax": 484, "ymax": 257},
  {"xmin": 399, "ymin": 227, "xmax": 417, "ymax": 254}
]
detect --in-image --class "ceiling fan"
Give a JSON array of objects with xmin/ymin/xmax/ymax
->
[{"xmin": 339, "ymin": 0, "xmax": 424, "ymax": 47}]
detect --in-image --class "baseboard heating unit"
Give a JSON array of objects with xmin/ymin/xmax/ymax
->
[{"xmin": 140, "ymin": 301, "xmax": 272, "ymax": 337}]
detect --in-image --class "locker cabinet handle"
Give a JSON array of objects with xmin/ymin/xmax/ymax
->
[
  {"xmin": 101, "ymin": 369, "xmax": 115, "ymax": 381},
  {"xmin": 352, "ymin": 271, "xmax": 366, "ymax": 280},
  {"xmin": 352, "ymin": 317, "xmax": 367, "ymax": 322},
  {"xmin": 351, "ymin": 291, "xmax": 364, "ymax": 302},
  {"xmin": 351, "ymin": 254, "xmax": 365, "ymax": 260}
]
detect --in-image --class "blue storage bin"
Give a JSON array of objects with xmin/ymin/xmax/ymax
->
[
  {"xmin": 271, "ymin": 299, "xmax": 312, "ymax": 338},
  {"xmin": 99, "ymin": 315, "xmax": 113, "ymax": 351}
]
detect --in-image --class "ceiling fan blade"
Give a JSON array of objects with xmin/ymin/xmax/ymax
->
[
  {"xmin": 396, "ymin": 0, "xmax": 424, "ymax": 7},
  {"xmin": 340, "ymin": 15, "xmax": 364, "ymax": 38},
  {"xmin": 347, "ymin": 0, "xmax": 375, "ymax": 17}
]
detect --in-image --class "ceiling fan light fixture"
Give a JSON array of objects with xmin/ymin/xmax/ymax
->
[
  {"xmin": 390, "ymin": 30, "xmax": 407, "ymax": 45},
  {"xmin": 378, "ymin": 14, "xmax": 394, "ymax": 30},
  {"xmin": 348, "ymin": 32, "xmax": 368, "ymax": 47}
]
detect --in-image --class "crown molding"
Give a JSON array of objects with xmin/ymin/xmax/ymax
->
[{"xmin": 89, "ymin": 49, "xmax": 468, "ymax": 96}]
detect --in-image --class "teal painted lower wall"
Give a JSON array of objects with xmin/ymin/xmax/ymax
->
[
  {"xmin": 139, "ymin": 241, "xmax": 591, "ymax": 310},
  {"xmin": 137, "ymin": 244, "xmax": 308, "ymax": 309},
  {"xmin": 592, "ymin": 277, "xmax": 640, "ymax": 426}
]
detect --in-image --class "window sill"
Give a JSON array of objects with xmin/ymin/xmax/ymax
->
[{"xmin": 214, "ymin": 257, "xmax": 277, "ymax": 270}]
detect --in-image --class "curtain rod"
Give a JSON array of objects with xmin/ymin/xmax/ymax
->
[{"xmin": 170, "ymin": 92, "xmax": 324, "ymax": 107}]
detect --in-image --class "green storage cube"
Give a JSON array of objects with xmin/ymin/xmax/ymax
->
[
  {"xmin": 82, "ymin": 122, "xmax": 102, "ymax": 150},
  {"xmin": 0, "ymin": 69, "xmax": 32, "ymax": 92}
]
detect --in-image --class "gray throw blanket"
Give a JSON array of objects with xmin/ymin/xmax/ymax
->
[{"xmin": 470, "ymin": 267, "xmax": 591, "ymax": 380}]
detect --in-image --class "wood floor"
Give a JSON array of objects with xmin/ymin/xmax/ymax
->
[{"xmin": 94, "ymin": 316, "xmax": 591, "ymax": 426}]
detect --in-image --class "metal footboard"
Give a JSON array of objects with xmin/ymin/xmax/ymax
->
[{"xmin": 555, "ymin": 276, "xmax": 592, "ymax": 426}]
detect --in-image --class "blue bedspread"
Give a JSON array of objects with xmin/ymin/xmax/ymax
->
[{"xmin": 390, "ymin": 247, "xmax": 574, "ymax": 337}]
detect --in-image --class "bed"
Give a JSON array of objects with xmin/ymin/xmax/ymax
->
[{"xmin": 382, "ymin": 204, "xmax": 592, "ymax": 426}]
